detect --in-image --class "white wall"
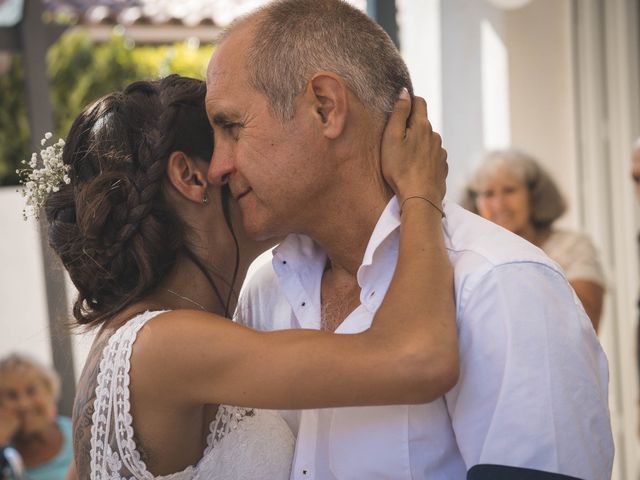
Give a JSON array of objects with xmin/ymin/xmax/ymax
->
[
  {"xmin": 439, "ymin": 0, "xmax": 494, "ymax": 197},
  {"xmin": 506, "ymin": 0, "xmax": 579, "ymax": 227},
  {"xmin": 397, "ymin": 0, "xmax": 442, "ymax": 133},
  {"xmin": 0, "ymin": 187, "xmax": 94, "ymax": 387},
  {"xmin": 0, "ymin": 187, "xmax": 51, "ymax": 364}
]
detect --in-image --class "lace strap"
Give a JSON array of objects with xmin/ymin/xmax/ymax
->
[
  {"xmin": 90, "ymin": 311, "xmax": 168, "ymax": 480},
  {"xmin": 204, "ymin": 405, "xmax": 255, "ymax": 456}
]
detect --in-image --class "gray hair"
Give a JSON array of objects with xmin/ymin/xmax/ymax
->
[
  {"xmin": 0, "ymin": 353, "xmax": 61, "ymax": 401},
  {"xmin": 220, "ymin": 0, "xmax": 413, "ymax": 121},
  {"xmin": 460, "ymin": 149, "xmax": 566, "ymax": 230}
]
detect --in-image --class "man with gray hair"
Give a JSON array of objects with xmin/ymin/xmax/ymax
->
[{"xmin": 206, "ymin": 0, "xmax": 613, "ymax": 478}]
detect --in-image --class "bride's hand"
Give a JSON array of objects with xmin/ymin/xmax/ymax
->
[{"xmin": 381, "ymin": 89, "xmax": 448, "ymax": 210}]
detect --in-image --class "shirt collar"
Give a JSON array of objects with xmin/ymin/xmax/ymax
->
[
  {"xmin": 358, "ymin": 196, "xmax": 401, "ymax": 277},
  {"xmin": 272, "ymin": 233, "xmax": 326, "ymax": 272},
  {"xmin": 271, "ymin": 196, "xmax": 441, "ymax": 313},
  {"xmin": 355, "ymin": 197, "xmax": 402, "ymax": 310},
  {"xmin": 271, "ymin": 234, "xmax": 326, "ymax": 328}
]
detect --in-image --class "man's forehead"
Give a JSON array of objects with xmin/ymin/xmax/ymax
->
[
  {"xmin": 206, "ymin": 49, "xmax": 244, "ymax": 105},
  {"xmin": 206, "ymin": 35, "xmax": 250, "ymax": 94},
  {"xmin": 205, "ymin": 19, "xmax": 260, "ymax": 115},
  {"xmin": 205, "ymin": 64, "xmax": 246, "ymax": 116},
  {"xmin": 207, "ymin": 45, "xmax": 239, "ymax": 84},
  {"xmin": 208, "ymin": 19, "xmax": 255, "ymax": 74},
  {"xmin": 206, "ymin": 64, "xmax": 232, "ymax": 90}
]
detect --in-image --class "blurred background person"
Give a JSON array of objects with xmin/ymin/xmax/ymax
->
[
  {"xmin": 461, "ymin": 149, "xmax": 605, "ymax": 331},
  {"xmin": 0, "ymin": 354, "xmax": 72, "ymax": 480}
]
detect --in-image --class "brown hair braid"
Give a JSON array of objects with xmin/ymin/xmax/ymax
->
[{"xmin": 45, "ymin": 75, "xmax": 219, "ymax": 328}]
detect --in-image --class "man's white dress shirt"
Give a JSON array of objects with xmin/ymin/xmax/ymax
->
[{"xmin": 236, "ymin": 199, "xmax": 614, "ymax": 480}]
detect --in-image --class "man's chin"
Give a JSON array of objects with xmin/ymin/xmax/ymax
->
[
  {"xmin": 245, "ymin": 224, "xmax": 279, "ymax": 242},
  {"xmin": 242, "ymin": 217, "xmax": 276, "ymax": 242},
  {"xmin": 242, "ymin": 217, "xmax": 290, "ymax": 246}
]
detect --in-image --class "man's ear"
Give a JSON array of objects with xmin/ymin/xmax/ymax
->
[
  {"xmin": 306, "ymin": 72, "xmax": 348, "ymax": 139},
  {"xmin": 166, "ymin": 151, "xmax": 208, "ymax": 204}
]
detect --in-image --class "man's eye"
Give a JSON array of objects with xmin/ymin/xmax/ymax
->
[{"xmin": 223, "ymin": 122, "xmax": 242, "ymax": 140}]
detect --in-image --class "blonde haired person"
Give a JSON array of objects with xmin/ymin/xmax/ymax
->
[
  {"xmin": 461, "ymin": 149, "xmax": 605, "ymax": 331},
  {"xmin": 0, "ymin": 353, "xmax": 72, "ymax": 480}
]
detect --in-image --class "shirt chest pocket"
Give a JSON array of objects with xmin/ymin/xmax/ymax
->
[{"xmin": 328, "ymin": 405, "xmax": 412, "ymax": 480}]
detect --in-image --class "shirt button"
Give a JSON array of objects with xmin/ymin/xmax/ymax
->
[{"xmin": 302, "ymin": 468, "xmax": 310, "ymax": 476}]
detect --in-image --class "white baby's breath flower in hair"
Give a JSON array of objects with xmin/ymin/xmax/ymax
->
[{"xmin": 17, "ymin": 133, "xmax": 69, "ymax": 221}]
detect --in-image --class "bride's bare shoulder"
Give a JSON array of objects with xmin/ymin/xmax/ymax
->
[
  {"xmin": 129, "ymin": 309, "xmax": 253, "ymax": 402},
  {"xmin": 132, "ymin": 309, "xmax": 235, "ymax": 344},
  {"xmin": 129, "ymin": 310, "xmax": 236, "ymax": 367}
]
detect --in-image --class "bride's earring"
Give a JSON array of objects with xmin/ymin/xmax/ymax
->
[{"xmin": 202, "ymin": 192, "xmax": 209, "ymax": 204}]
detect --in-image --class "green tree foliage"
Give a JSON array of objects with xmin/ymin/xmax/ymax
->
[
  {"xmin": 47, "ymin": 30, "xmax": 142, "ymax": 139},
  {"xmin": 0, "ymin": 28, "xmax": 215, "ymax": 185},
  {"xmin": 49, "ymin": 29, "xmax": 215, "ymax": 149},
  {"xmin": 0, "ymin": 56, "xmax": 30, "ymax": 186}
]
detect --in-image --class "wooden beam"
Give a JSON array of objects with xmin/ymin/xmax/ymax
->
[
  {"xmin": 77, "ymin": 23, "xmax": 221, "ymax": 45},
  {"xmin": 19, "ymin": 0, "xmax": 75, "ymax": 417},
  {"xmin": 0, "ymin": 26, "xmax": 20, "ymax": 52},
  {"xmin": 0, "ymin": 24, "xmax": 65, "ymax": 53}
]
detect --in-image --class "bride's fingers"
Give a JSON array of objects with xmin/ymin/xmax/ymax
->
[
  {"xmin": 406, "ymin": 96, "xmax": 431, "ymax": 135},
  {"xmin": 381, "ymin": 90, "xmax": 448, "ymax": 199},
  {"xmin": 384, "ymin": 88, "xmax": 412, "ymax": 141}
]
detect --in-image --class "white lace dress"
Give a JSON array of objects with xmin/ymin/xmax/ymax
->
[{"xmin": 90, "ymin": 310, "xmax": 295, "ymax": 479}]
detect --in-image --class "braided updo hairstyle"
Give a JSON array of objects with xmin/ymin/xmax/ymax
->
[{"xmin": 45, "ymin": 75, "xmax": 219, "ymax": 328}]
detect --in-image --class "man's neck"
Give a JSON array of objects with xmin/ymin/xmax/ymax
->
[
  {"xmin": 313, "ymin": 176, "xmax": 390, "ymax": 333},
  {"xmin": 308, "ymin": 185, "xmax": 390, "ymax": 276},
  {"xmin": 299, "ymin": 127, "xmax": 390, "ymax": 275}
]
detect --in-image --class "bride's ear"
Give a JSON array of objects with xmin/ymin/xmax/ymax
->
[{"xmin": 166, "ymin": 151, "xmax": 208, "ymax": 204}]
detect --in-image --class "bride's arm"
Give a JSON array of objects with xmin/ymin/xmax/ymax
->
[{"xmin": 133, "ymin": 91, "xmax": 457, "ymax": 410}]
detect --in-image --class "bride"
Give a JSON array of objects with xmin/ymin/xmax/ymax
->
[{"xmin": 38, "ymin": 75, "xmax": 454, "ymax": 479}]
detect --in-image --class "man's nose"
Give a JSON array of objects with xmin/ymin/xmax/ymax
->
[{"xmin": 207, "ymin": 149, "xmax": 237, "ymax": 187}]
